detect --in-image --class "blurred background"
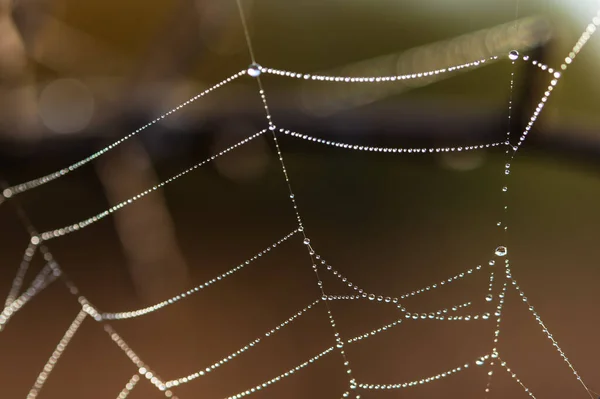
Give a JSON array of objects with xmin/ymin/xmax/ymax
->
[{"xmin": 0, "ymin": 0, "xmax": 599, "ymax": 398}]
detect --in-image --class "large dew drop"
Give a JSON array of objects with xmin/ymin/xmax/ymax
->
[
  {"xmin": 485, "ymin": 294, "xmax": 493, "ymax": 302},
  {"xmin": 247, "ymin": 63, "xmax": 262, "ymax": 78},
  {"xmin": 495, "ymin": 246, "xmax": 508, "ymax": 256},
  {"xmin": 508, "ymin": 50, "xmax": 519, "ymax": 61}
]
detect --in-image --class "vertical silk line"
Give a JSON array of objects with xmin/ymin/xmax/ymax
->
[{"xmin": 234, "ymin": 1, "xmax": 359, "ymax": 396}]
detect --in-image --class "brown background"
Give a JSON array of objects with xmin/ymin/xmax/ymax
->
[{"xmin": 1, "ymin": 0, "xmax": 600, "ymax": 398}]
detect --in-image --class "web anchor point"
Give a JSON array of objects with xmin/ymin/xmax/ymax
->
[{"xmin": 247, "ymin": 63, "xmax": 262, "ymax": 78}]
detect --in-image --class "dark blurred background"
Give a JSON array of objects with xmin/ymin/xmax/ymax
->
[{"xmin": 0, "ymin": 0, "xmax": 599, "ymax": 398}]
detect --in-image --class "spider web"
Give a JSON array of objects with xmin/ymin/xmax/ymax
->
[{"xmin": 1, "ymin": 2, "xmax": 599, "ymax": 399}]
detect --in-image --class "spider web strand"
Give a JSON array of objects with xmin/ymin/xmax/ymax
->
[
  {"xmin": 164, "ymin": 298, "xmax": 321, "ymax": 387},
  {"xmin": 356, "ymin": 354, "xmax": 491, "ymax": 390},
  {"xmin": 497, "ymin": 356, "xmax": 537, "ymax": 398},
  {"xmin": 316, "ymin": 252, "xmax": 483, "ymax": 303},
  {"xmin": 0, "ymin": 261, "xmax": 60, "ymax": 331},
  {"xmin": 512, "ymin": 15, "xmax": 600, "ymax": 156},
  {"xmin": 6, "ymin": 198, "xmax": 180, "ymax": 398},
  {"xmin": 4, "ymin": 241, "xmax": 39, "ymax": 308},
  {"xmin": 116, "ymin": 374, "xmax": 140, "ymax": 399},
  {"xmin": 484, "ymin": 280, "xmax": 509, "ymax": 396},
  {"xmin": 1, "ymin": 71, "xmax": 245, "ymax": 200},
  {"xmin": 261, "ymin": 56, "xmax": 498, "ymax": 82},
  {"xmin": 100, "ymin": 229, "xmax": 298, "ymax": 320},
  {"xmin": 26, "ymin": 309, "xmax": 87, "ymax": 399},
  {"xmin": 2, "ymin": 5, "xmax": 599, "ymax": 399},
  {"xmin": 103, "ymin": 324, "xmax": 178, "ymax": 397},
  {"xmin": 281, "ymin": 128, "xmax": 507, "ymax": 154},
  {"xmin": 223, "ymin": 346, "xmax": 336, "ymax": 399},
  {"xmin": 510, "ymin": 277, "xmax": 594, "ymax": 398},
  {"xmin": 235, "ymin": 0, "xmax": 358, "ymax": 392},
  {"xmin": 37, "ymin": 129, "xmax": 268, "ymax": 241}
]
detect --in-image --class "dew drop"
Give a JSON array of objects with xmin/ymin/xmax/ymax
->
[
  {"xmin": 247, "ymin": 63, "xmax": 262, "ymax": 78},
  {"xmin": 505, "ymin": 163, "xmax": 510, "ymax": 168},
  {"xmin": 368, "ymin": 294, "xmax": 375, "ymax": 301},
  {"xmin": 485, "ymin": 294, "xmax": 494, "ymax": 302},
  {"xmin": 476, "ymin": 360, "xmax": 485, "ymax": 366},
  {"xmin": 489, "ymin": 260, "xmax": 495, "ymax": 266},
  {"xmin": 505, "ymin": 169, "xmax": 510, "ymax": 175},
  {"xmin": 482, "ymin": 313, "xmax": 490, "ymax": 320},
  {"xmin": 303, "ymin": 238, "xmax": 310, "ymax": 245},
  {"xmin": 502, "ymin": 186, "xmax": 508, "ymax": 192},
  {"xmin": 508, "ymin": 50, "xmax": 519, "ymax": 61},
  {"xmin": 495, "ymin": 246, "xmax": 507, "ymax": 256}
]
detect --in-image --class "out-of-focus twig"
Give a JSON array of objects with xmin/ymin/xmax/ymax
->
[
  {"xmin": 28, "ymin": 14, "xmax": 131, "ymax": 76},
  {"xmin": 0, "ymin": 0, "xmax": 38, "ymax": 139},
  {"xmin": 95, "ymin": 139, "xmax": 190, "ymax": 303},
  {"xmin": 302, "ymin": 16, "xmax": 553, "ymax": 117},
  {"xmin": 95, "ymin": 0, "xmax": 254, "ymax": 304}
]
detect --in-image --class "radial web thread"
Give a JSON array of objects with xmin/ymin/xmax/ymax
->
[{"xmin": 1, "ymin": 3, "xmax": 599, "ymax": 399}]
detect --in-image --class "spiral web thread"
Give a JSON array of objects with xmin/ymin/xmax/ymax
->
[{"xmin": 1, "ymin": 3, "xmax": 599, "ymax": 399}]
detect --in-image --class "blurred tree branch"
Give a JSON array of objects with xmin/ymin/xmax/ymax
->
[
  {"xmin": 0, "ymin": 0, "xmax": 38, "ymax": 138},
  {"xmin": 1, "ymin": 0, "xmax": 256, "ymax": 306},
  {"xmin": 94, "ymin": 0, "xmax": 251, "ymax": 304}
]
